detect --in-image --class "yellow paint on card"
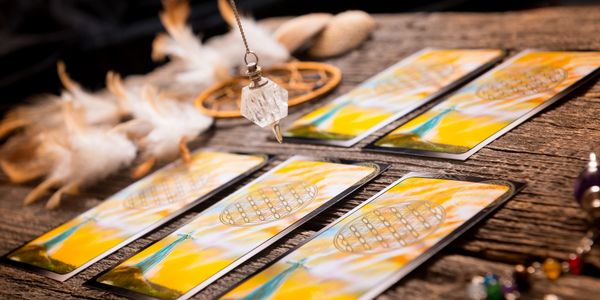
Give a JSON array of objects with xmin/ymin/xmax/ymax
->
[
  {"xmin": 96, "ymin": 158, "xmax": 379, "ymax": 299},
  {"xmin": 223, "ymin": 177, "xmax": 512, "ymax": 300},
  {"xmin": 376, "ymin": 51, "xmax": 600, "ymax": 153},
  {"xmin": 284, "ymin": 49, "xmax": 504, "ymax": 141},
  {"xmin": 7, "ymin": 151, "xmax": 266, "ymax": 274}
]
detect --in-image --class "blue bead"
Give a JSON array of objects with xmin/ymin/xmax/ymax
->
[{"xmin": 484, "ymin": 273, "xmax": 499, "ymax": 286}]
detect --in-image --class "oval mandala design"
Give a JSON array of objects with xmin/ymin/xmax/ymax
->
[
  {"xmin": 334, "ymin": 200, "xmax": 446, "ymax": 254},
  {"xmin": 123, "ymin": 173, "xmax": 209, "ymax": 209},
  {"xmin": 476, "ymin": 65, "xmax": 567, "ymax": 101},
  {"xmin": 220, "ymin": 181, "xmax": 318, "ymax": 227}
]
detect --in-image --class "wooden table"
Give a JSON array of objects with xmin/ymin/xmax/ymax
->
[{"xmin": 2, "ymin": 5, "xmax": 600, "ymax": 299}]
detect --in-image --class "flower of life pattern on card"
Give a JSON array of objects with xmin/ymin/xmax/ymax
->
[
  {"xmin": 220, "ymin": 181, "xmax": 318, "ymax": 227},
  {"xmin": 476, "ymin": 65, "xmax": 567, "ymax": 101},
  {"xmin": 334, "ymin": 200, "xmax": 446, "ymax": 254},
  {"xmin": 373, "ymin": 63, "xmax": 454, "ymax": 95},
  {"xmin": 122, "ymin": 173, "xmax": 209, "ymax": 209}
]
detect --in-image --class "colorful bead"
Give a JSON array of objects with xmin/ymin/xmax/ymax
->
[
  {"xmin": 466, "ymin": 276, "xmax": 487, "ymax": 300},
  {"xmin": 501, "ymin": 280, "xmax": 520, "ymax": 300},
  {"xmin": 543, "ymin": 258, "xmax": 562, "ymax": 280},
  {"xmin": 486, "ymin": 283, "xmax": 504, "ymax": 300},
  {"xmin": 484, "ymin": 274, "xmax": 504, "ymax": 300},
  {"xmin": 574, "ymin": 152, "xmax": 600, "ymax": 204},
  {"xmin": 528, "ymin": 261, "xmax": 542, "ymax": 278},
  {"xmin": 561, "ymin": 261, "xmax": 570, "ymax": 274},
  {"xmin": 581, "ymin": 186, "xmax": 600, "ymax": 221},
  {"xmin": 484, "ymin": 273, "xmax": 499, "ymax": 285},
  {"xmin": 568, "ymin": 253, "xmax": 582, "ymax": 275},
  {"xmin": 544, "ymin": 294, "xmax": 560, "ymax": 300},
  {"xmin": 513, "ymin": 264, "xmax": 531, "ymax": 291}
]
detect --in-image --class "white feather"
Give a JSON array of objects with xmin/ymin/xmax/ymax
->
[
  {"xmin": 109, "ymin": 79, "xmax": 213, "ymax": 162},
  {"xmin": 154, "ymin": 32, "xmax": 226, "ymax": 89},
  {"xmin": 20, "ymin": 99, "xmax": 138, "ymax": 209},
  {"xmin": 151, "ymin": 1, "xmax": 289, "ymax": 93},
  {"xmin": 0, "ymin": 94, "xmax": 63, "ymax": 137},
  {"xmin": 152, "ymin": 0, "xmax": 228, "ymax": 90},
  {"xmin": 42, "ymin": 126, "xmax": 137, "ymax": 188},
  {"xmin": 206, "ymin": 17, "xmax": 290, "ymax": 68},
  {"xmin": 57, "ymin": 62, "xmax": 124, "ymax": 125},
  {"xmin": 0, "ymin": 64, "xmax": 123, "ymax": 138},
  {"xmin": 141, "ymin": 87, "xmax": 211, "ymax": 160}
]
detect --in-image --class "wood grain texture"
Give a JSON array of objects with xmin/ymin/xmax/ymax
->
[{"xmin": 2, "ymin": 5, "xmax": 600, "ymax": 299}]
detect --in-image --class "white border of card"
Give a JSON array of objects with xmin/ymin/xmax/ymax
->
[
  {"xmin": 364, "ymin": 49, "xmax": 600, "ymax": 160},
  {"xmin": 219, "ymin": 172, "xmax": 524, "ymax": 300},
  {"xmin": 1, "ymin": 150, "xmax": 270, "ymax": 281},
  {"xmin": 280, "ymin": 48, "xmax": 505, "ymax": 147},
  {"xmin": 86, "ymin": 156, "xmax": 387, "ymax": 300}
]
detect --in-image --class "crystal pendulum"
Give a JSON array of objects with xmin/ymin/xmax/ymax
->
[
  {"xmin": 229, "ymin": 0, "xmax": 288, "ymax": 143},
  {"xmin": 240, "ymin": 59, "xmax": 288, "ymax": 143}
]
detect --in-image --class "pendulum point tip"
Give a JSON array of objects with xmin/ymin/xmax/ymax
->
[{"xmin": 271, "ymin": 122, "xmax": 283, "ymax": 143}]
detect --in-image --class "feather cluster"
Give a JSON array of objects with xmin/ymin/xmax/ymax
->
[
  {"xmin": 0, "ymin": 67, "xmax": 138, "ymax": 209},
  {"xmin": 1, "ymin": 0, "xmax": 351, "ymax": 209},
  {"xmin": 0, "ymin": 60, "xmax": 214, "ymax": 209},
  {"xmin": 151, "ymin": 0, "xmax": 228, "ymax": 94},
  {"xmin": 26, "ymin": 101, "xmax": 138, "ymax": 209},
  {"xmin": 107, "ymin": 73, "xmax": 212, "ymax": 177},
  {"xmin": 2, "ymin": 0, "xmax": 301, "ymax": 208},
  {"xmin": 0, "ymin": 62, "xmax": 123, "ymax": 137},
  {"xmin": 205, "ymin": 12, "xmax": 290, "ymax": 68},
  {"xmin": 151, "ymin": 0, "xmax": 289, "ymax": 96}
]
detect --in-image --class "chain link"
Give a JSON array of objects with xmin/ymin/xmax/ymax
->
[{"xmin": 228, "ymin": 0, "xmax": 252, "ymax": 55}]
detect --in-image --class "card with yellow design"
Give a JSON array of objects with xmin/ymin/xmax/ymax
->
[
  {"xmin": 366, "ymin": 50, "xmax": 600, "ymax": 159},
  {"xmin": 220, "ymin": 173, "xmax": 523, "ymax": 300},
  {"xmin": 88, "ymin": 156, "xmax": 385, "ymax": 300},
  {"xmin": 283, "ymin": 48, "xmax": 504, "ymax": 146},
  {"xmin": 2, "ymin": 150, "xmax": 269, "ymax": 281}
]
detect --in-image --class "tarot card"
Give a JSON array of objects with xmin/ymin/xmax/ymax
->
[
  {"xmin": 2, "ymin": 150, "xmax": 269, "ymax": 281},
  {"xmin": 87, "ymin": 156, "xmax": 386, "ymax": 300},
  {"xmin": 221, "ymin": 173, "xmax": 524, "ymax": 300},
  {"xmin": 283, "ymin": 48, "xmax": 505, "ymax": 147},
  {"xmin": 366, "ymin": 50, "xmax": 600, "ymax": 159}
]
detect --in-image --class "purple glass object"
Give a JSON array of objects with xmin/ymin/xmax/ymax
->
[
  {"xmin": 502, "ymin": 280, "xmax": 520, "ymax": 300},
  {"xmin": 581, "ymin": 186, "xmax": 600, "ymax": 221},
  {"xmin": 574, "ymin": 152, "xmax": 600, "ymax": 204}
]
